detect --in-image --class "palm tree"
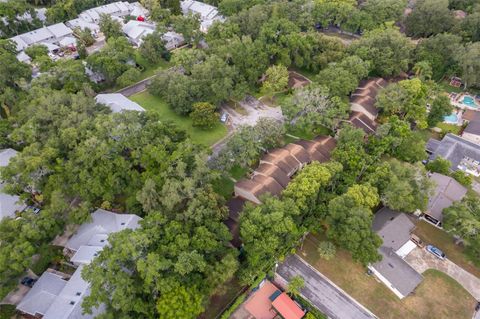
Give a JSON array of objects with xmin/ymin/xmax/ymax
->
[{"xmin": 413, "ymin": 61, "xmax": 433, "ymax": 81}]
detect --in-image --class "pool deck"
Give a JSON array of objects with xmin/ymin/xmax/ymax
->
[{"xmin": 450, "ymin": 93, "xmax": 480, "ymax": 110}]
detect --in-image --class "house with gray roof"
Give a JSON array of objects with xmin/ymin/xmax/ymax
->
[
  {"xmin": 122, "ymin": 20, "xmax": 155, "ymax": 46},
  {"xmin": 17, "ymin": 209, "xmax": 141, "ymax": 319},
  {"xmin": 95, "ymin": 93, "xmax": 145, "ymax": 113},
  {"xmin": 462, "ymin": 120, "xmax": 480, "ymax": 145},
  {"xmin": 423, "ymin": 173, "xmax": 467, "ymax": 226},
  {"xmin": 427, "ymin": 133, "xmax": 480, "ymax": 177},
  {"xmin": 369, "ymin": 208, "xmax": 423, "ymax": 299},
  {"xmin": 16, "ymin": 271, "xmax": 69, "ymax": 318},
  {"xmin": 66, "ymin": 208, "xmax": 142, "ymax": 264}
]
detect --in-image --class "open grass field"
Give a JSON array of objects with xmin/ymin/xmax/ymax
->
[
  {"xmin": 413, "ymin": 221, "xmax": 480, "ymax": 278},
  {"xmin": 130, "ymin": 92, "xmax": 228, "ymax": 146},
  {"xmin": 299, "ymin": 233, "xmax": 477, "ymax": 319}
]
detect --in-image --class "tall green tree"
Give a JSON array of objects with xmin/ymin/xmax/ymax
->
[
  {"xmin": 349, "ymin": 28, "xmax": 413, "ymax": 77},
  {"xmin": 405, "ymin": 0, "xmax": 454, "ymax": 37},
  {"xmin": 326, "ymin": 184, "xmax": 382, "ymax": 265},
  {"xmin": 281, "ymin": 84, "xmax": 349, "ymax": 131},
  {"xmin": 367, "ymin": 159, "xmax": 433, "ymax": 212},
  {"xmin": 99, "ymin": 14, "xmax": 123, "ymax": 40}
]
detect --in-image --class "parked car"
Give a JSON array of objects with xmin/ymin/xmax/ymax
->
[
  {"xmin": 24, "ymin": 206, "xmax": 41, "ymax": 215},
  {"xmin": 475, "ymin": 302, "xmax": 480, "ymax": 312},
  {"xmin": 220, "ymin": 112, "xmax": 229, "ymax": 123},
  {"xmin": 21, "ymin": 277, "xmax": 36, "ymax": 288},
  {"xmin": 426, "ymin": 245, "xmax": 446, "ymax": 260}
]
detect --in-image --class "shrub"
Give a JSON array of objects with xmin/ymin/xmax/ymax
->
[
  {"xmin": 116, "ymin": 68, "xmax": 141, "ymax": 88},
  {"xmin": 317, "ymin": 241, "xmax": 336, "ymax": 260}
]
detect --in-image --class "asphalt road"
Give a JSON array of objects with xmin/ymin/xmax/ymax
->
[{"xmin": 276, "ymin": 255, "xmax": 377, "ymax": 319}]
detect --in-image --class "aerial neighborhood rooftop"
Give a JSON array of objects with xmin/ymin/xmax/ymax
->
[{"xmin": 1, "ymin": 1, "xmax": 480, "ymax": 319}]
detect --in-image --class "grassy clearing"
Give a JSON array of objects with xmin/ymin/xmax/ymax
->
[
  {"xmin": 413, "ymin": 221, "xmax": 480, "ymax": 278},
  {"xmin": 437, "ymin": 80, "xmax": 464, "ymax": 94},
  {"xmin": 436, "ymin": 122, "xmax": 463, "ymax": 135},
  {"xmin": 134, "ymin": 51, "xmax": 171, "ymax": 79},
  {"xmin": 299, "ymin": 233, "xmax": 477, "ymax": 319},
  {"xmin": 212, "ymin": 165, "xmax": 248, "ymax": 200},
  {"xmin": 285, "ymin": 125, "xmax": 331, "ymax": 144},
  {"xmin": 200, "ymin": 277, "xmax": 245, "ymax": 319},
  {"xmin": 130, "ymin": 92, "xmax": 228, "ymax": 146},
  {"xmin": 0, "ymin": 304, "xmax": 16, "ymax": 319}
]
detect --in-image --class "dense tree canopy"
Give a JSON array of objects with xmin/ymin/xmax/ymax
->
[
  {"xmin": 444, "ymin": 195, "xmax": 480, "ymax": 265},
  {"xmin": 349, "ymin": 28, "xmax": 413, "ymax": 77},
  {"xmin": 405, "ymin": 0, "xmax": 455, "ymax": 37}
]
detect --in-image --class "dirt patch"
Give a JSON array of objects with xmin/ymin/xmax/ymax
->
[{"xmin": 288, "ymin": 71, "xmax": 311, "ymax": 89}]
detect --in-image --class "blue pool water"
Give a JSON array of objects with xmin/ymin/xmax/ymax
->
[
  {"xmin": 444, "ymin": 113, "xmax": 458, "ymax": 122},
  {"xmin": 462, "ymin": 96, "xmax": 477, "ymax": 107}
]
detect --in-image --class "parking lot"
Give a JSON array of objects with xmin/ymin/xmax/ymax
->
[{"xmin": 221, "ymin": 95, "xmax": 284, "ymax": 129}]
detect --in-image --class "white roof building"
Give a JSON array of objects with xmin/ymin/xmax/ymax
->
[
  {"xmin": 66, "ymin": 18, "xmax": 100, "ymax": 32},
  {"xmin": 181, "ymin": 0, "xmax": 224, "ymax": 32},
  {"xmin": 0, "ymin": 149, "xmax": 26, "ymax": 220},
  {"xmin": 9, "ymin": 23, "xmax": 73, "ymax": 53},
  {"xmin": 79, "ymin": 1, "xmax": 141, "ymax": 23},
  {"xmin": 95, "ymin": 93, "xmax": 145, "ymax": 113},
  {"xmin": 66, "ymin": 208, "xmax": 142, "ymax": 253},
  {"xmin": 163, "ymin": 31, "xmax": 185, "ymax": 50},
  {"xmin": 16, "ymin": 271, "xmax": 69, "ymax": 317},
  {"xmin": 58, "ymin": 36, "xmax": 77, "ymax": 48},
  {"xmin": 16, "ymin": 51, "xmax": 31, "ymax": 63},
  {"xmin": 122, "ymin": 20, "xmax": 155, "ymax": 45},
  {"xmin": 0, "ymin": 148, "xmax": 18, "ymax": 167},
  {"xmin": 17, "ymin": 209, "xmax": 141, "ymax": 319}
]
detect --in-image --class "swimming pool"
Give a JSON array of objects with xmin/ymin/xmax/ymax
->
[
  {"xmin": 444, "ymin": 113, "xmax": 458, "ymax": 123},
  {"xmin": 462, "ymin": 96, "xmax": 477, "ymax": 108}
]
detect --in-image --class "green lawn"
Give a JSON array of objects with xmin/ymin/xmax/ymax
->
[
  {"xmin": 130, "ymin": 92, "xmax": 228, "ymax": 146},
  {"xmin": 134, "ymin": 51, "xmax": 171, "ymax": 79},
  {"xmin": 413, "ymin": 220, "xmax": 480, "ymax": 278},
  {"xmin": 212, "ymin": 165, "xmax": 248, "ymax": 200},
  {"xmin": 437, "ymin": 80, "xmax": 464, "ymax": 94},
  {"xmin": 436, "ymin": 122, "xmax": 463, "ymax": 135},
  {"xmin": 285, "ymin": 125, "xmax": 331, "ymax": 144},
  {"xmin": 299, "ymin": 233, "xmax": 477, "ymax": 319}
]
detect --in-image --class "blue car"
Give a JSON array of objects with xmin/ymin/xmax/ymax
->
[{"xmin": 426, "ymin": 245, "xmax": 446, "ymax": 260}]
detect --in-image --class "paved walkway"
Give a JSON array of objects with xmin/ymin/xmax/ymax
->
[
  {"xmin": 405, "ymin": 247, "xmax": 480, "ymax": 300},
  {"xmin": 276, "ymin": 254, "xmax": 377, "ymax": 319}
]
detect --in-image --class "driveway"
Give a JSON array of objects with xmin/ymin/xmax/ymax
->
[
  {"xmin": 405, "ymin": 247, "xmax": 480, "ymax": 300},
  {"xmin": 276, "ymin": 254, "xmax": 377, "ymax": 319},
  {"xmin": 222, "ymin": 95, "xmax": 283, "ymax": 129}
]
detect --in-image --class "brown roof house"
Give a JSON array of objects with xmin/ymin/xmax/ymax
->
[
  {"xmin": 350, "ymin": 78, "xmax": 388, "ymax": 121},
  {"xmin": 423, "ymin": 172, "xmax": 467, "ymax": 226},
  {"xmin": 345, "ymin": 111, "xmax": 378, "ymax": 134},
  {"xmin": 234, "ymin": 136, "xmax": 336, "ymax": 204}
]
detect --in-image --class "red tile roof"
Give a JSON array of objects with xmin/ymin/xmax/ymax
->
[{"xmin": 271, "ymin": 292, "xmax": 306, "ymax": 319}]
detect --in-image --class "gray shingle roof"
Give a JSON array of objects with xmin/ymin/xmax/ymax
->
[
  {"xmin": 373, "ymin": 246, "xmax": 423, "ymax": 297},
  {"xmin": 95, "ymin": 94, "xmax": 145, "ymax": 113},
  {"xmin": 374, "ymin": 208, "xmax": 416, "ymax": 251},
  {"xmin": 19, "ymin": 210, "xmax": 141, "ymax": 319},
  {"xmin": 427, "ymin": 173, "xmax": 467, "ymax": 221},
  {"xmin": 0, "ymin": 148, "xmax": 17, "ymax": 167},
  {"xmin": 464, "ymin": 121, "xmax": 480, "ymax": 135},
  {"xmin": 17, "ymin": 272, "xmax": 67, "ymax": 316},
  {"xmin": 429, "ymin": 133, "xmax": 480, "ymax": 171},
  {"xmin": 66, "ymin": 208, "xmax": 142, "ymax": 252},
  {"xmin": 371, "ymin": 208, "xmax": 423, "ymax": 297}
]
